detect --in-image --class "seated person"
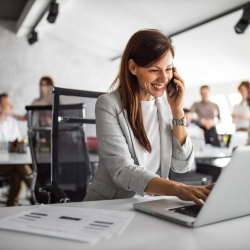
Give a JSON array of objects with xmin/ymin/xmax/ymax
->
[
  {"xmin": 184, "ymin": 108, "xmax": 204, "ymax": 140},
  {"xmin": 0, "ymin": 93, "xmax": 32, "ymax": 206}
]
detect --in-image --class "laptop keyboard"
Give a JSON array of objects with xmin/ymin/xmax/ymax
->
[{"xmin": 169, "ymin": 205, "xmax": 202, "ymax": 218}]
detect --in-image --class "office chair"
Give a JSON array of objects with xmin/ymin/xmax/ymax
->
[
  {"xmin": 42, "ymin": 87, "xmax": 104, "ymax": 203},
  {"xmin": 26, "ymin": 105, "xmax": 53, "ymax": 204}
]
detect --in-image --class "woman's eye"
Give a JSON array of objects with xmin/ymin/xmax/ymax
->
[
  {"xmin": 166, "ymin": 68, "xmax": 172, "ymax": 71},
  {"xmin": 150, "ymin": 69, "xmax": 158, "ymax": 73}
]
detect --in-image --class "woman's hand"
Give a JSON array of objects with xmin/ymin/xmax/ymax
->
[
  {"xmin": 167, "ymin": 67, "xmax": 185, "ymax": 117},
  {"xmin": 144, "ymin": 178, "xmax": 215, "ymax": 206},
  {"xmin": 174, "ymin": 182, "xmax": 215, "ymax": 206}
]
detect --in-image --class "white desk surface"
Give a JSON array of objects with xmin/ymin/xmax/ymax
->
[
  {"xmin": 0, "ymin": 150, "xmax": 32, "ymax": 165},
  {"xmin": 194, "ymin": 145, "xmax": 232, "ymax": 159},
  {"xmin": 0, "ymin": 148, "xmax": 99, "ymax": 165},
  {"xmin": 0, "ymin": 196, "xmax": 249, "ymax": 250}
]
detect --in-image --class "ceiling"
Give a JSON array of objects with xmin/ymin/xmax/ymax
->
[
  {"xmin": 1, "ymin": 0, "xmax": 250, "ymax": 87},
  {"xmin": 35, "ymin": 0, "xmax": 250, "ymax": 59},
  {"xmin": 0, "ymin": 0, "xmax": 28, "ymax": 21}
]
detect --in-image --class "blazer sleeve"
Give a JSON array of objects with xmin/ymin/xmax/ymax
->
[
  {"xmin": 95, "ymin": 95, "xmax": 159, "ymax": 196},
  {"xmin": 171, "ymin": 133, "xmax": 195, "ymax": 173}
]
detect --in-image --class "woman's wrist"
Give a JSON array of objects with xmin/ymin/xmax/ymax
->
[
  {"xmin": 171, "ymin": 109, "xmax": 184, "ymax": 120},
  {"xmin": 144, "ymin": 177, "xmax": 181, "ymax": 197}
]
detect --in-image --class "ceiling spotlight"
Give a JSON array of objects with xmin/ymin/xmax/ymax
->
[
  {"xmin": 27, "ymin": 31, "xmax": 38, "ymax": 45},
  {"xmin": 234, "ymin": 4, "xmax": 250, "ymax": 34},
  {"xmin": 47, "ymin": 1, "xmax": 59, "ymax": 23}
]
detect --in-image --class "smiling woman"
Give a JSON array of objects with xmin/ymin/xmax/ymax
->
[{"xmin": 84, "ymin": 29, "xmax": 215, "ymax": 205}]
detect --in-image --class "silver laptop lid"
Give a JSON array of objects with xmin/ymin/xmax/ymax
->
[{"xmin": 194, "ymin": 146, "xmax": 250, "ymax": 227}]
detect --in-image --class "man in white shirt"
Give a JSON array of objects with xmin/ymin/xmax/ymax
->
[{"xmin": 0, "ymin": 93, "xmax": 32, "ymax": 206}]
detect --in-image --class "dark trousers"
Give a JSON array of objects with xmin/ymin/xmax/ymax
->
[{"xmin": 200, "ymin": 126, "xmax": 221, "ymax": 147}]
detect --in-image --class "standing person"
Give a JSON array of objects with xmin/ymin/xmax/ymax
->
[
  {"xmin": 191, "ymin": 85, "xmax": 221, "ymax": 147},
  {"xmin": 84, "ymin": 29, "xmax": 214, "ymax": 205},
  {"xmin": 232, "ymin": 81, "xmax": 250, "ymax": 131},
  {"xmin": 13, "ymin": 76, "xmax": 54, "ymax": 121},
  {"xmin": 0, "ymin": 93, "xmax": 32, "ymax": 206}
]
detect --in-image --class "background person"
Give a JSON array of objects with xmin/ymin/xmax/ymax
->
[
  {"xmin": 13, "ymin": 76, "xmax": 54, "ymax": 121},
  {"xmin": 84, "ymin": 29, "xmax": 214, "ymax": 206},
  {"xmin": 184, "ymin": 108, "xmax": 204, "ymax": 140},
  {"xmin": 0, "ymin": 93, "xmax": 32, "ymax": 206},
  {"xmin": 191, "ymin": 85, "xmax": 221, "ymax": 147},
  {"xmin": 232, "ymin": 81, "xmax": 250, "ymax": 131}
]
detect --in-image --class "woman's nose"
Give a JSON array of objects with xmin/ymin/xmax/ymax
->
[{"xmin": 158, "ymin": 71, "xmax": 168, "ymax": 83}]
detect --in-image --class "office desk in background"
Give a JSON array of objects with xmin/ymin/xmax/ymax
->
[
  {"xmin": 194, "ymin": 145, "xmax": 232, "ymax": 182},
  {"xmin": 0, "ymin": 148, "xmax": 32, "ymax": 166},
  {"xmin": 0, "ymin": 196, "xmax": 249, "ymax": 250},
  {"xmin": 0, "ymin": 147, "xmax": 99, "ymax": 166}
]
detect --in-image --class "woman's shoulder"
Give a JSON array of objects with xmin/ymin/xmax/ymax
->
[
  {"xmin": 97, "ymin": 89, "xmax": 121, "ymax": 107},
  {"xmin": 96, "ymin": 89, "xmax": 122, "ymax": 113}
]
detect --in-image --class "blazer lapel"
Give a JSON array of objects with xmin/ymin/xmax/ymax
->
[
  {"xmin": 156, "ymin": 97, "xmax": 172, "ymax": 179},
  {"xmin": 122, "ymin": 97, "xmax": 172, "ymax": 179},
  {"xmin": 122, "ymin": 109, "xmax": 144, "ymax": 166}
]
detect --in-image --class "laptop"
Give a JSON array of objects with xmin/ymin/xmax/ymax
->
[{"xmin": 133, "ymin": 146, "xmax": 250, "ymax": 227}]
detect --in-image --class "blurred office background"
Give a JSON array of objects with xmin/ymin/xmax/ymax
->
[{"xmin": 0, "ymin": 0, "xmax": 250, "ymax": 136}]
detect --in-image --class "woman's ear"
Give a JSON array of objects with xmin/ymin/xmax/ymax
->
[{"xmin": 128, "ymin": 59, "xmax": 137, "ymax": 75}]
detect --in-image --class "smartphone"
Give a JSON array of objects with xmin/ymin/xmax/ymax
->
[{"xmin": 167, "ymin": 67, "xmax": 178, "ymax": 98}]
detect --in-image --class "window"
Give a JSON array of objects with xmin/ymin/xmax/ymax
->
[{"xmin": 210, "ymin": 94, "xmax": 235, "ymax": 134}]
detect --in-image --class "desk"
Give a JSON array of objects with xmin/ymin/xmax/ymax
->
[
  {"xmin": 0, "ymin": 196, "xmax": 249, "ymax": 250},
  {"xmin": 194, "ymin": 145, "xmax": 232, "ymax": 160},
  {"xmin": 194, "ymin": 146, "xmax": 232, "ymax": 182},
  {"xmin": 0, "ymin": 148, "xmax": 99, "ymax": 166},
  {"xmin": 0, "ymin": 150, "xmax": 32, "ymax": 165}
]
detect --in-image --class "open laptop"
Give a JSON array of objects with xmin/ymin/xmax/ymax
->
[{"xmin": 133, "ymin": 146, "xmax": 250, "ymax": 227}]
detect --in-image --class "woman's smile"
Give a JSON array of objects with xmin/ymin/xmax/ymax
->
[{"xmin": 151, "ymin": 83, "xmax": 166, "ymax": 91}]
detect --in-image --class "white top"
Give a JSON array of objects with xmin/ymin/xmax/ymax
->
[
  {"xmin": 141, "ymin": 99, "xmax": 160, "ymax": 174},
  {"xmin": 0, "ymin": 116, "xmax": 21, "ymax": 142},
  {"xmin": 233, "ymin": 101, "xmax": 250, "ymax": 129}
]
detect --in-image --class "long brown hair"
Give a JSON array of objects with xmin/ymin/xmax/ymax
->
[{"xmin": 111, "ymin": 29, "xmax": 174, "ymax": 152}]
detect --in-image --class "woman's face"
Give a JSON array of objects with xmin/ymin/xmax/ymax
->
[
  {"xmin": 239, "ymin": 85, "xmax": 249, "ymax": 100},
  {"xmin": 129, "ymin": 50, "xmax": 174, "ymax": 101},
  {"xmin": 40, "ymin": 80, "xmax": 50, "ymax": 96}
]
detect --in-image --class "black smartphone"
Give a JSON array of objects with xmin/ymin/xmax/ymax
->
[{"xmin": 167, "ymin": 67, "xmax": 178, "ymax": 98}]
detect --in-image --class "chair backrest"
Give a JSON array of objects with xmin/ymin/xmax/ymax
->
[
  {"xmin": 52, "ymin": 87, "xmax": 104, "ymax": 202},
  {"xmin": 25, "ymin": 105, "xmax": 53, "ymax": 204}
]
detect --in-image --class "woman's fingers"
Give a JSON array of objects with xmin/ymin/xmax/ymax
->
[
  {"xmin": 173, "ymin": 67, "xmax": 185, "ymax": 88},
  {"xmin": 174, "ymin": 79, "xmax": 185, "ymax": 92},
  {"xmin": 190, "ymin": 194, "xmax": 204, "ymax": 206},
  {"xmin": 205, "ymin": 183, "xmax": 216, "ymax": 190}
]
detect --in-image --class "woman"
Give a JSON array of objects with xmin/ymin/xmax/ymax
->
[
  {"xmin": 84, "ymin": 29, "xmax": 214, "ymax": 205},
  {"xmin": 13, "ymin": 76, "xmax": 54, "ymax": 121},
  {"xmin": 232, "ymin": 81, "xmax": 250, "ymax": 131}
]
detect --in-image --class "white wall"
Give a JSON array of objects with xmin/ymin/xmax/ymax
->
[
  {"xmin": 0, "ymin": 21, "xmax": 119, "ymax": 136},
  {"xmin": 0, "ymin": 20, "xmax": 246, "ymax": 137}
]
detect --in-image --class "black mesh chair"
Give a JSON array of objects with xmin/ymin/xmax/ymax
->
[
  {"xmin": 26, "ymin": 105, "xmax": 52, "ymax": 204},
  {"xmin": 43, "ymin": 87, "xmax": 104, "ymax": 203}
]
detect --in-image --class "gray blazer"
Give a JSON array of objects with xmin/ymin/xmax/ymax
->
[{"xmin": 84, "ymin": 89, "xmax": 195, "ymax": 201}]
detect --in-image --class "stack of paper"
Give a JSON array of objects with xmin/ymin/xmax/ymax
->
[{"xmin": 0, "ymin": 204, "xmax": 134, "ymax": 244}]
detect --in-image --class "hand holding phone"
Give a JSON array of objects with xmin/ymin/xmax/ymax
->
[{"xmin": 167, "ymin": 67, "xmax": 178, "ymax": 98}]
